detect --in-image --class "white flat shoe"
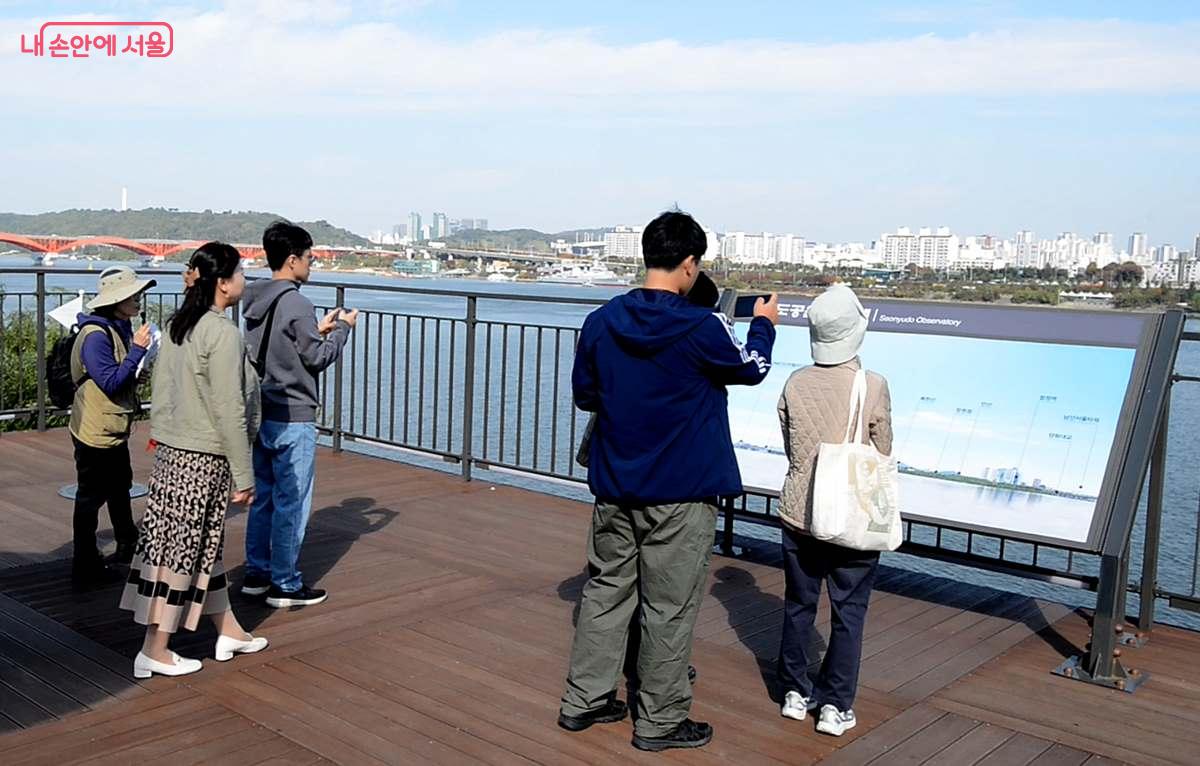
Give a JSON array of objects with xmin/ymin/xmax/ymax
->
[
  {"xmin": 215, "ymin": 634, "xmax": 269, "ymax": 662},
  {"xmin": 133, "ymin": 650, "xmax": 202, "ymax": 679}
]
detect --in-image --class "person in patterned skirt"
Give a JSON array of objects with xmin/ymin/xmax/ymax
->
[{"xmin": 120, "ymin": 242, "xmax": 269, "ymax": 679}]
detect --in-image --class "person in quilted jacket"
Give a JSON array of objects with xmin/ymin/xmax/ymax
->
[{"xmin": 775, "ymin": 283, "xmax": 892, "ymax": 737}]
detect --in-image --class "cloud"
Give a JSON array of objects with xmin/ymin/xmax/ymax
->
[{"xmin": 2, "ymin": 10, "xmax": 1199, "ymax": 117}]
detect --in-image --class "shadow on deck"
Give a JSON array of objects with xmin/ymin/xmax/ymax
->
[{"xmin": 0, "ymin": 429, "xmax": 1197, "ymax": 765}]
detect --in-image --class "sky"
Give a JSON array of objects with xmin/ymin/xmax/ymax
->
[{"xmin": 1, "ymin": 1, "xmax": 1198, "ymax": 246}]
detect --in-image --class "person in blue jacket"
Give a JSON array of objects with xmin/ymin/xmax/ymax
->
[
  {"xmin": 558, "ymin": 210, "xmax": 778, "ymax": 752},
  {"xmin": 68, "ymin": 265, "xmax": 155, "ymax": 587}
]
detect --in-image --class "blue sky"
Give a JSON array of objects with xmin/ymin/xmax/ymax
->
[{"xmin": 1, "ymin": 2, "xmax": 1198, "ymax": 247}]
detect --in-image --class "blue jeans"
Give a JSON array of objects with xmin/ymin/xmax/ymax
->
[{"xmin": 245, "ymin": 420, "xmax": 317, "ymax": 592}]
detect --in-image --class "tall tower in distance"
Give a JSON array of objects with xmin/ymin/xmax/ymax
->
[
  {"xmin": 121, "ymin": 187, "xmax": 128, "ymax": 212},
  {"xmin": 1129, "ymin": 232, "xmax": 1147, "ymax": 259}
]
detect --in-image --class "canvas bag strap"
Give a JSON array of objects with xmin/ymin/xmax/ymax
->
[{"xmin": 841, "ymin": 368, "xmax": 868, "ymax": 445}]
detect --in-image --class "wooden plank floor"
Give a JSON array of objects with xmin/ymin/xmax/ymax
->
[{"xmin": 0, "ymin": 428, "xmax": 1197, "ymax": 764}]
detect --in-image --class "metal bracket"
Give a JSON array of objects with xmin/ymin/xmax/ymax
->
[{"xmin": 1052, "ymin": 653, "xmax": 1147, "ymax": 693}]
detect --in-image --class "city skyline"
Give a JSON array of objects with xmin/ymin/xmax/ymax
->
[{"xmin": 2, "ymin": 3, "xmax": 1198, "ymax": 245}]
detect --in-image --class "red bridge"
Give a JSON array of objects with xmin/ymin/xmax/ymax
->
[{"xmin": 0, "ymin": 233, "xmax": 393, "ymax": 261}]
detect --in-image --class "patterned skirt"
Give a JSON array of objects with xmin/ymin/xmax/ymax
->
[{"xmin": 120, "ymin": 444, "xmax": 232, "ymax": 634}]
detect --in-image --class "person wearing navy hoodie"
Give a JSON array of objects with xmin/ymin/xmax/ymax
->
[
  {"xmin": 68, "ymin": 266, "xmax": 155, "ymax": 587},
  {"xmin": 558, "ymin": 211, "xmax": 778, "ymax": 752}
]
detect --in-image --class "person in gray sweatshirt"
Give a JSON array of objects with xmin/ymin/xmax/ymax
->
[{"xmin": 239, "ymin": 221, "xmax": 358, "ymax": 608}]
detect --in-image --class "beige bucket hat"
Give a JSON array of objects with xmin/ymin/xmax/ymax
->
[
  {"xmin": 86, "ymin": 266, "xmax": 157, "ymax": 311},
  {"xmin": 808, "ymin": 283, "xmax": 869, "ymax": 365}
]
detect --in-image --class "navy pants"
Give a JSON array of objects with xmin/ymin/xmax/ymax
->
[{"xmin": 776, "ymin": 527, "xmax": 880, "ymax": 711}]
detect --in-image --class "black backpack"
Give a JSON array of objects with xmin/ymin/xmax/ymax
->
[
  {"xmin": 47, "ymin": 329, "xmax": 83, "ymax": 409},
  {"xmin": 46, "ymin": 325, "xmax": 112, "ymax": 410}
]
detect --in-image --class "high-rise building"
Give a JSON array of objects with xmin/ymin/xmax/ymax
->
[
  {"xmin": 878, "ymin": 226, "xmax": 959, "ymax": 270},
  {"xmin": 432, "ymin": 212, "xmax": 448, "ymax": 239},
  {"xmin": 409, "ymin": 212, "xmax": 422, "ymax": 242},
  {"xmin": 475, "ymin": 219, "xmax": 489, "ymax": 231},
  {"xmin": 1015, "ymin": 230, "xmax": 1039, "ymax": 268},
  {"xmin": 1158, "ymin": 244, "xmax": 1177, "ymax": 263},
  {"xmin": 1093, "ymin": 232, "xmax": 1113, "ymax": 247},
  {"xmin": 604, "ymin": 226, "xmax": 642, "ymax": 260},
  {"xmin": 1129, "ymin": 232, "xmax": 1147, "ymax": 259},
  {"xmin": 1193, "ymin": 233, "xmax": 1200, "ymax": 259}
]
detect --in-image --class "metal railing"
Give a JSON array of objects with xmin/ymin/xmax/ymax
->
[{"xmin": 2, "ymin": 266, "xmax": 1197, "ymax": 633}]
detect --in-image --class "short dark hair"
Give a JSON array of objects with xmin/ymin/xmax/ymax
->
[
  {"xmin": 641, "ymin": 211, "xmax": 707, "ymax": 270},
  {"xmin": 263, "ymin": 220, "xmax": 314, "ymax": 271}
]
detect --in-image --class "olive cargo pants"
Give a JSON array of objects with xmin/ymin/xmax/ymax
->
[{"xmin": 560, "ymin": 500, "xmax": 717, "ymax": 737}]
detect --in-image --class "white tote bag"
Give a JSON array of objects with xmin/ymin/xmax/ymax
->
[{"xmin": 810, "ymin": 369, "xmax": 903, "ymax": 551}]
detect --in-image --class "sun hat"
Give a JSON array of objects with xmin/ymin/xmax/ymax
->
[
  {"xmin": 86, "ymin": 265, "xmax": 157, "ymax": 310},
  {"xmin": 808, "ymin": 283, "xmax": 868, "ymax": 365}
]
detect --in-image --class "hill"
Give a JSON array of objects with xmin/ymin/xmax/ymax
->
[
  {"xmin": 442, "ymin": 227, "xmax": 611, "ymax": 252},
  {"xmin": 0, "ymin": 208, "xmax": 369, "ymax": 247}
]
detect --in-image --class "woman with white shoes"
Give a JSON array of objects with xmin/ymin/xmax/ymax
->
[
  {"xmin": 774, "ymin": 284, "xmax": 893, "ymax": 736},
  {"xmin": 119, "ymin": 242, "xmax": 268, "ymax": 678}
]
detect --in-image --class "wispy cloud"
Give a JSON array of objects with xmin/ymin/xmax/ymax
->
[{"xmin": 2, "ymin": 7, "xmax": 1198, "ymax": 117}]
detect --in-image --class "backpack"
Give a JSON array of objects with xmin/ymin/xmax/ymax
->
[
  {"xmin": 45, "ymin": 325, "xmax": 110, "ymax": 410},
  {"xmin": 46, "ymin": 330, "xmax": 81, "ymax": 409}
]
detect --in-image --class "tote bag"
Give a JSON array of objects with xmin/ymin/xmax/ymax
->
[{"xmin": 810, "ymin": 369, "xmax": 902, "ymax": 551}]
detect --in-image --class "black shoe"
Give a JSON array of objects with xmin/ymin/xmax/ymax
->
[
  {"xmin": 71, "ymin": 559, "xmax": 125, "ymax": 590},
  {"xmin": 558, "ymin": 698, "xmax": 628, "ymax": 732},
  {"xmin": 241, "ymin": 574, "xmax": 271, "ymax": 596},
  {"xmin": 632, "ymin": 719, "xmax": 713, "ymax": 752},
  {"xmin": 688, "ymin": 665, "xmax": 697, "ymax": 684},
  {"xmin": 265, "ymin": 584, "xmax": 328, "ymax": 608},
  {"xmin": 111, "ymin": 541, "xmax": 137, "ymax": 566}
]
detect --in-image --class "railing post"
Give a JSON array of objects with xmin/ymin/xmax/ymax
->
[
  {"xmin": 332, "ymin": 285, "xmax": 345, "ymax": 453},
  {"xmin": 35, "ymin": 272, "xmax": 47, "ymax": 432},
  {"xmin": 1134, "ymin": 391, "xmax": 1170, "ymax": 640},
  {"xmin": 461, "ymin": 296, "xmax": 477, "ymax": 481}
]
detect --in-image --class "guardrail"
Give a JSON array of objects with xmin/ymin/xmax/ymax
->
[{"xmin": 2, "ymin": 266, "xmax": 1196, "ymax": 644}]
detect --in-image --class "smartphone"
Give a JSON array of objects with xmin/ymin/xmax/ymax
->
[{"xmin": 733, "ymin": 294, "xmax": 772, "ymax": 318}]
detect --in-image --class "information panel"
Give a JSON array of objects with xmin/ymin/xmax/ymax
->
[{"xmin": 729, "ymin": 297, "xmax": 1159, "ymax": 547}]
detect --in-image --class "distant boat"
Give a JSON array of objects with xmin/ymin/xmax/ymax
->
[
  {"xmin": 487, "ymin": 272, "xmax": 517, "ymax": 283},
  {"xmin": 139, "ymin": 254, "xmax": 165, "ymax": 268},
  {"xmin": 30, "ymin": 252, "xmax": 55, "ymax": 266},
  {"xmin": 538, "ymin": 260, "xmax": 629, "ymax": 286}
]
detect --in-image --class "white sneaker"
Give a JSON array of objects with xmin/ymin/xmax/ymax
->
[
  {"xmin": 815, "ymin": 704, "xmax": 856, "ymax": 736},
  {"xmin": 780, "ymin": 691, "xmax": 817, "ymax": 721},
  {"xmin": 214, "ymin": 634, "xmax": 269, "ymax": 662},
  {"xmin": 133, "ymin": 651, "xmax": 202, "ymax": 679}
]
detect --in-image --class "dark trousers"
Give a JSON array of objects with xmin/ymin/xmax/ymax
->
[
  {"xmin": 776, "ymin": 526, "xmax": 880, "ymax": 711},
  {"xmin": 72, "ymin": 437, "xmax": 137, "ymax": 563}
]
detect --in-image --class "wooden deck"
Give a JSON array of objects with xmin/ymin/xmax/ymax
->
[{"xmin": 0, "ymin": 428, "xmax": 1197, "ymax": 765}]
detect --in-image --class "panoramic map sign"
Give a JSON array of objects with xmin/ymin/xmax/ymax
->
[{"xmin": 729, "ymin": 296, "xmax": 1159, "ymax": 547}]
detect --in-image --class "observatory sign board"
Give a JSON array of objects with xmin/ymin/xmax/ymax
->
[{"xmin": 729, "ymin": 296, "xmax": 1161, "ymax": 550}]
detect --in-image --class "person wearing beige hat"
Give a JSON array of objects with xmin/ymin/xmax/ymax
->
[
  {"xmin": 68, "ymin": 265, "xmax": 157, "ymax": 588},
  {"xmin": 774, "ymin": 283, "xmax": 893, "ymax": 736}
]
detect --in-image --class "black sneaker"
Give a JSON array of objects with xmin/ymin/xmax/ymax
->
[
  {"xmin": 688, "ymin": 665, "xmax": 697, "ymax": 684},
  {"xmin": 111, "ymin": 541, "xmax": 137, "ymax": 566},
  {"xmin": 71, "ymin": 559, "xmax": 125, "ymax": 590},
  {"xmin": 558, "ymin": 698, "xmax": 628, "ymax": 732},
  {"xmin": 632, "ymin": 719, "xmax": 713, "ymax": 752},
  {"xmin": 241, "ymin": 574, "xmax": 271, "ymax": 596},
  {"xmin": 266, "ymin": 584, "xmax": 327, "ymax": 608}
]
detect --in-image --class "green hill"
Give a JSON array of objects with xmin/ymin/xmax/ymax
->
[
  {"xmin": 0, "ymin": 208, "xmax": 369, "ymax": 247},
  {"xmin": 442, "ymin": 227, "xmax": 611, "ymax": 252}
]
